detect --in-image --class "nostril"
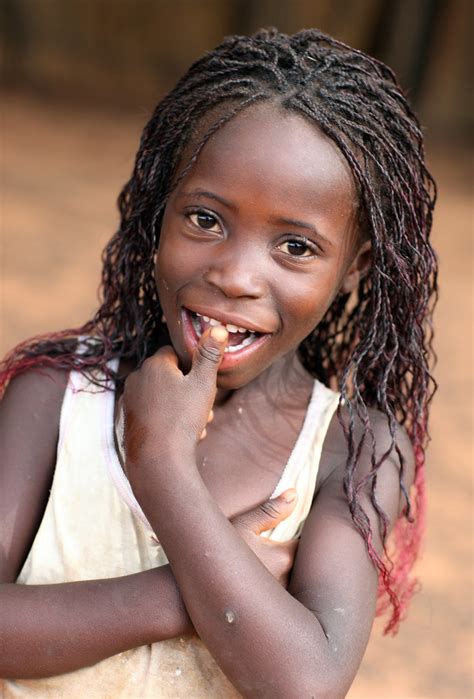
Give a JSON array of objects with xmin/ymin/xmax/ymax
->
[{"xmin": 203, "ymin": 266, "xmax": 265, "ymax": 300}]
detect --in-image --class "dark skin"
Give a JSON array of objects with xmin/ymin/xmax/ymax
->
[
  {"xmin": 0, "ymin": 105, "xmax": 413, "ymax": 696},
  {"xmin": 0, "ymin": 368, "xmax": 297, "ymax": 677}
]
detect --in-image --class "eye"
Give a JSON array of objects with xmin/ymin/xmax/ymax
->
[
  {"xmin": 188, "ymin": 210, "xmax": 221, "ymax": 233},
  {"xmin": 278, "ymin": 237, "xmax": 317, "ymax": 258}
]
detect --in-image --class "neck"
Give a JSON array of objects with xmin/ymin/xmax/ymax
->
[{"xmin": 214, "ymin": 351, "xmax": 313, "ymax": 410}]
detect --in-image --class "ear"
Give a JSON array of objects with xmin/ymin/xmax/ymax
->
[{"xmin": 340, "ymin": 240, "xmax": 372, "ymax": 294}]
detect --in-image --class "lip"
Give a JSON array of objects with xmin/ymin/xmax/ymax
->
[
  {"xmin": 181, "ymin": 307, "xmax": 272, "ymax": 371},
  {"xmin": 184, "ymin": 305, "xmax": 273, "ymax": 335}
]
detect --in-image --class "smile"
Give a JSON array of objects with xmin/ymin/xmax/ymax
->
[
  {"xmin": 191, "ymin": 311, "xmax": 262, "ymax": 353},
  {"xmin": 181, "ymin": 307, "xmax": 272, "ymax": 368}
]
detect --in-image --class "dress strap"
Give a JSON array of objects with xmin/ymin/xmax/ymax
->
[
  {"xmin": 109, "ymin": 376, "xmax": 340, "ymax": 542},
  {"xmin": 263, "ymin": 380, "xmax": 340, "ymax": 542}
]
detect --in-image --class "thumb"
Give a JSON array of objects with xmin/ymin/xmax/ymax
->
[
  {"xmin": 191, "ymin": 325, "xmax": 228, "ymax": 380},
  {"xmin": 233, "ymin": 489, "xmax": 298, "ymax": 536}
]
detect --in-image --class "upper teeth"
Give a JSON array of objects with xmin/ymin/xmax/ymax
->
[{"xmin": 196, "ymin": 312, "xmax": 251, "ymax": 334}]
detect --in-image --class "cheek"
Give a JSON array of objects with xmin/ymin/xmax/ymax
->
[
  {"xmin": 155, "ymin": 237, "xmax": 185, "ymax": 297},
  {"xmin": 155, "ymin": 225, "xmax": 206, "ymax": 295},
  {"xmin": 280, "ymin": 274, "xmax": 341, "ymax": 338}
]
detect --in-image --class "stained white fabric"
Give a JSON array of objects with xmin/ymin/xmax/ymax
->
[{"xmin": 4, "ymin": 363, "xmax": 339, "ymax": 697}]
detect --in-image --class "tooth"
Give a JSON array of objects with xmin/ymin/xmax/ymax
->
[
  {"xmin": 203, "ymin": 316, "xmax": 210, "ymax": 322},
  {"xmin": 238, "ymin": 327, "xmax": 247, "ymax": 333},
  {"xmin": 191, "ymin": 315, "xmax": 202, "ymax": 337},
  {"xmin": 223, "ymin": 334, "xmax": 258, "ymax": 353},
  {"xmin": 196, "ymin": 312, "xmax": 202, "ymax": 317},
  {"xmin": 209, "ymin": 318, "xmax": 220, "ymax": 326},
  {"xmin": 226, "ymin": 324, "xmax": 239, "ymax": 333}
]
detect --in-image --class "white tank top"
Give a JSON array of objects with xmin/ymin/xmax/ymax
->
[{"xmin": 5, "ymin": 364, "xmax": 339, "ymax": 698}]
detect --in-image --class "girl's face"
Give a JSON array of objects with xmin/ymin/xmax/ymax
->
[{"xmin": 156, "ymin": 103, "xmax": 368, "ymax": 390}]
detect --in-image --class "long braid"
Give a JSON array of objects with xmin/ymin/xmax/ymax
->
[{"xmin": 1, "ymin": 28, "xmax": 437, "ymax": 633}]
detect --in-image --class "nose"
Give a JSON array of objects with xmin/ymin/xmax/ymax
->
[{"xmin": 203, "ymin": 242, "xmax": 266, "ymax": 299}]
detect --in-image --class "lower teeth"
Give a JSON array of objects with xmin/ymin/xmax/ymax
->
[
  {"xmin": 191, "ymin": 314, "xmax": 202, "ymax": 337},
  {"xmin": 224, "ymin": 334, "xmax": 255, "ymax": 353},
  {"xmin": 190, "ymin": 312, "xmax": 257, "ymax": 353}
]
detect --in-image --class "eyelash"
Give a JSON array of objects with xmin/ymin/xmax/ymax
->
[
  {"xmin": 187, "ymin": 210, "xmax": 222, "ymax": 233},
  {"xmin": 277, "ymin": 236, "xmax": 318, "ymax": 258},
  {"xmin": 186, "ymin": 208, "xmax": 319, "ymax": 259}
]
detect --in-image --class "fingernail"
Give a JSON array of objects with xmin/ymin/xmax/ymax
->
[
  {"xmin": 282, "ymin": 489, "xmax": 297, "ymax": 503},
  {"xmin": 210, "ymin": 325, "xmax": 228, "ymax": 342}
]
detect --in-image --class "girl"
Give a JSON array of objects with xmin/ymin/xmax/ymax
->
[{"xmin": 0, "ymin": 28, "xmax": 437, "ymax": 698}]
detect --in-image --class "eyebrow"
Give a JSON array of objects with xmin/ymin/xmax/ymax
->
[
  {"xmin": 178, "ymin": 189, "xmax": 333, "ymax": 248},
  {"xmin": 271, "ymin": 216, "xmax": 333, "ymax": 248},
  {"xmin": 178, "ymin": 189, "xmax": 236, "ymax": 210}
]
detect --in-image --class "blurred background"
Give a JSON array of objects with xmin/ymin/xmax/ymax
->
[{"xmin": 1, "ymin": 1, "xmax": 472, "ymax": 697}]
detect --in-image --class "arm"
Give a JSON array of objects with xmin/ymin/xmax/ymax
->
[
  {"xmin": 0, "ymin": 369, "xmax": 295, "ymax": 679},
  {"xmin": 124, "ymin": 330, "xmax": 413, "ymax": 698},
  {"xmin": 0, "ymin": 368, "xmax": 189, "ymax": 679},
  {"xmin": 0, "ymin": 571, "xmax": 192, "ymax": 679}
]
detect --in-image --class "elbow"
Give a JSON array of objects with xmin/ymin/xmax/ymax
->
[
  {"xmin": 238, "ymin": 665, "xmax": 350, "ymax": 699},
  {"xmin": 278, "ymin": 654, "xmax": 353, "ymax": 699},
  {"xmin": 294, "ymin": 657, "xmax": 354, "ymax": 699},
  {"xmin": 300, "ymin": 681, "xmax": 347, "ymax": 699},
  {"xmin": 286, "ymin": 675, "xmax": 348, "ymax": 699}
]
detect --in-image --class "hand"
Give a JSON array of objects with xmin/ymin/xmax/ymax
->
[
  {"xmin": 122, "ymin": 326, "xmax": 228, "ymax": 477},
  {"xmin": 199, "ymin": 408, "xmax": 214, "ymax": 441},
  {"xmin": 231, "ymin": 489, "xmax": 299, "ymax": 587}
]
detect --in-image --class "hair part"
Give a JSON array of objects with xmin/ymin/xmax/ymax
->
[{"xmin": 1, "ymin": 27, "xmax": 437, "ymax": 634}]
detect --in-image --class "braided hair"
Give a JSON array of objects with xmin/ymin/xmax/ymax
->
[{"xmin": 1, "ymin": 28, "xmax": 437, "ymax": 634}]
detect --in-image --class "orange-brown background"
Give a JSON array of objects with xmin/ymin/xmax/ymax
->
[{"xmin": 1, "ymin": 1, "xmax": 472, "ymax": 697}]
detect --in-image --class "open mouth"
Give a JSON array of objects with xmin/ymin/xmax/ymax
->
[{"xmin": 189, "ymin": 310, "xmax": 264, "ymax": 353}]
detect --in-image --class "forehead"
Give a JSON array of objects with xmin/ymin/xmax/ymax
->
[{"xmin": 176, "ymin": 103, "xmax": 358, "ymax": 232}]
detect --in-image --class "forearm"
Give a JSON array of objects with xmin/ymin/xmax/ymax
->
[
  {"xmin": 138, "ymin": 463, "xmax": 335, "ymax": 698},
  {"xmin": 0, "ymin": 566, "xmax": 192, "ymax": 679}
]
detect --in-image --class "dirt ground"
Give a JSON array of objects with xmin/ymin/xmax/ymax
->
[{"xmin": 1, "ymin": 91, "xmax": 473, "ymax": 699}]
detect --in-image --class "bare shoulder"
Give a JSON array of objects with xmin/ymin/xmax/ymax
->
[
  {"xmin": 317, "ymin": 403, "xmax": 415, "ymax": 520},
  {"xmin": 0, "ymin": 366, "xmax": 69, "ymax": 436},
  {"xmin": 0, "ymin": 367, "xmax": 69, "ymax": 581},
  {"xmin": 287, "ymin": 406, "xmax": 415, "ymax": 693}
]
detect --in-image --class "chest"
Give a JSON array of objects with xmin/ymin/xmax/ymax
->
[{"xmin": 194, "ymin": 398, "xmax": 309, "ymax": 519}]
